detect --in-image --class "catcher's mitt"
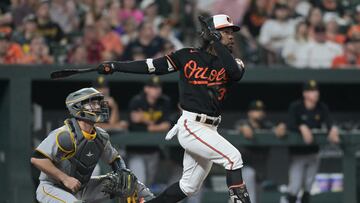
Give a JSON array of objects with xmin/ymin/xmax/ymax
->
[{"xmin": 101, "ymin": 169, "xmax": 137, "ymax": 198}]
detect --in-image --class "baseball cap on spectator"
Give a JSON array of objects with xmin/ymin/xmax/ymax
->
[
  {"xmin": 146, "ymin": 76, "xmax": 162, "ymax": 87},
  {"xmin": 93, "ymin": 76, "xmax": 108, "ymax": 88},
  {"xmin": 303, "ymin": 80, "xmax": 319, "ymax": 91},
  {"xmin": 248, "ymin": 100, "xmax": 265, "ymax": 111},
  {"xmin": 140, "ymin": 0, "xmax": 156, "ymax": 10}
]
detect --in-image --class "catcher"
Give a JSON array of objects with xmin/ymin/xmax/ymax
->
[{"xmin": 31, "ymin": 87, "xmax": 154, "ymax": 203}]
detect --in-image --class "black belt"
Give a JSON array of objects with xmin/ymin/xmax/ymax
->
[{"xmin": 195, "ymin": 115, "xmax": 221, "ymax": 126}]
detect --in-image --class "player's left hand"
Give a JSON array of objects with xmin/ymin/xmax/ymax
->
[{"xmin": 97, "ymin": 62, "xmax": 115, "ymax": 75}]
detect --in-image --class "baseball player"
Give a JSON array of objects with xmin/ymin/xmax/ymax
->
[
  {"xmin": 31, "ymin": 87, "xmax": 154, "ymax": 203},
  {"xmin": 97, "ymin": 14, "xmax": 250, "ymax": 203}
]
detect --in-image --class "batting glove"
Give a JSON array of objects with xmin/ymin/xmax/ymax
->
[
  {"xmin": 229, "ymin": 183, "xmax": 251, "ymax": 203},
  {"xmin": 97, "ymin": 62, "xmax": 115, "ymax": 75},
  {"xmin": 198, "ymin": 15, "xmax": 222, "ymax": 42}
]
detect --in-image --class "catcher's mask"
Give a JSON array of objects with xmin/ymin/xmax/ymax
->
[{"xmin": 66, "ymin": 87, "xmax": 109, "ymax": 123}]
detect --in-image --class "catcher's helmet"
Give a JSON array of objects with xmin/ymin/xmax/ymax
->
[
  {"xmin": 65, "ymin": 87, "xmax": 109, "ymax": 123},
  {"xmin": 206, "ymin": 14, "xmax": 240, "ymax": 32}
]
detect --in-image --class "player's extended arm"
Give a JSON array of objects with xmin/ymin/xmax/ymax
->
[
  {"xmin": 31, "ymin": 155, "xmax": 81, "ymax": 193},
  {"xmin": 97, "ymin": 56, "xmax": 176, "ymax": 75}
]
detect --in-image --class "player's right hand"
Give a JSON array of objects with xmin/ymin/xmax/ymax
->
[
  {"xmin": 97, "ymin": 62, "xmax": 115, "ymax": 75},
  {"xmin": 62, "ymin": 176, "xmax": 81, "ymax": 193},
  {"xmin": 198, "ymin": 15, "xmax": 221, "ymax": 42}
]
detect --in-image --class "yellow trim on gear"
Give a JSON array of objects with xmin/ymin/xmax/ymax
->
[
  {"xmin": 81, "ymin": 130, "xmax": 96, "ymax": 140},
  {"xmin": 65, "ymin": 92, "xmax": 100, "ymax": 104},
  {"xmin": 35, "ymin": 149, "xmax": 53, "ymax": 161},
  {"xmin": 63, "ymin": 121, "xmax": 77, "ymax": 160},
  {"xmin": 42, "ymin": 186, "xmax": 66, "ymax": 203},
  {"xmin": 55, "ymin": 131, "xmax": 74, "ymax": 153}
]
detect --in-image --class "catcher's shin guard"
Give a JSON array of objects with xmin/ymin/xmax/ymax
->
[{"xmin": 229, "ymin": 183, "xmax": 251, "ymax": 203}]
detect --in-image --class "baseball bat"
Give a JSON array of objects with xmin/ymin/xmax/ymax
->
[{"xmin": 50, "ymin": 67, "xmax": 97, "ymax": 79}]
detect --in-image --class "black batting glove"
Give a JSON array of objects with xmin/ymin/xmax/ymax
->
[
  {"xmin": 198, "ymin": 15, "xmax": 222, "ymax": 42},
  {"xmin": 97, "ymin": 62, "xmax": 116, "ymax": 75},
  {"xmin": 229, "ymin": 183, "xmax": 251, "ymax": 203}
]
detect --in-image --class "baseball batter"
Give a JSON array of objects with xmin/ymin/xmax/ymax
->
[
  {"xmin": 31, "ymin": 88, "xmax": 153, "ymax": 203},
  {"xmin": 97, "ymin": 14, "xmax": 250, "ymax": 203}
]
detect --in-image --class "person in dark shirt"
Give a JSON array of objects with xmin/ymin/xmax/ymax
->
[
  {"xmin": 35, "ymin": 0, "xmax": 64, "ymax": 44},
  {"xmin": 127, "ymin": 76, "xmax": 171, "ymax": 186},
  {"xmin": 235, "ymin": 100, "xmax": 286, "ymax": 203},
  {"xmin": 121, "ymin": 21, "xmax": 166, "ymax": 61},
  {"xmin": 287, "ymin": 80, "xmax": 340, "ymax": 203},
  {"xmin": 97, "ymin": 14, "xmax": 250, "ymax": 203}
]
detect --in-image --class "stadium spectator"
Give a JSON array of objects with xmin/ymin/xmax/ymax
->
[
  {"xmin": 302, "ymin": 23, "xmax": 343, "ymax": 68},
  {"xmin": 121, "ymin": 17, "xmax": 139, "ymax": 46},
  {"xmin": 212, "ymin": 0, "xmax": 250, "ymax": 25},
  {"xmin": 259, "ymin": 3, "xmax": 297, "ymax": 64},
  {"xmin": 325, "ymin": 17, "xmax": 346, "ymax": 44},
  {"xmin": 235, "ymin": 100, "xmax": 286, "ymax": 203},
  {"xmin": 141, "ymin": 0, "xmax": 163, "ymax": 33},
  {"xmin": 10, "ymin": 0, "xmax": 38, "ymax": 27},
  {"xmin": 49, "ymin": 0, "xmax": 80, "ymax": 34},
  {"xmin": 158, "ymin": 21, "xmax": 183, "ymax": 50},
  {"xmin": 286, "ymin": 80, "xmax": 340, "ymax": 203},
  {"xmin": 34, "ymin": 0, "xmax": 64, "ymax": 44},
  {"xmin": 82, "ymin": 24, "xmax": 104, "ymax": 64},
  {"xmin": 96, "ymin": 15, "xmax": 124, "ymax": 60},
  {"xmin": 12, "ymin": 14, "xmax": 38, "ymax": 45},
  {"xmin": 332, "ymin": 38, "xmax": 360, "ymax": 69},
  {"xmin": 241, "ymin": 0, "xmax": 269, "ymax": 39},
  {"xmin": 118, "ymin": 0, "xmax": 144, "ymax": 24},
  {"xmin": 121, "ymin": 21, "xmax": 165, "ymax": 60},
  {"xmin": 292, "ymin": 0, "xmax": 312, "ymax": 17},
  {"xmin": 317, "ymin": 0, "xmax": 344, "ymax": 20},
  {"xmin": 306, "ymin": 7, "xmax": 323, "ymax": 40},
  {"xmin": 108, "ymin": 0, "xmax": 122, "ymax": 33},
  {"xmin": 127, "ymin": 76, "xmax": 172, "ymax": 185},
  {"xmin": 21, "ymin": 35, "xmax": 53, "ymax": 64},
  {"xmin": 282, "ymin": 20, "xmax": 309, "ymax": 68},
  {"xmin": 93, "ymin": 76, "xmax": 129, "ymax": 131},
  {"xmin": 0, "ymin": 33, "xmax": 24, "ymax": 64},
  {"xmin": 67, "ymin": 45, "xmax": 89, "ymax": 64},
  {"xmin": 240, "ymin": 0, "xmax": 269, "ymax": 63}
]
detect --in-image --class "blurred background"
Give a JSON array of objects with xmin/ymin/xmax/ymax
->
[{"xmin": 1, "ymin": 0, "xmax": 360, "ymax": 202}]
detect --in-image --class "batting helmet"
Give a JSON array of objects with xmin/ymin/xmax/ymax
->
[
  {"xmin": 65, "ymin": 87, "xmax": 109, "ymax": 123},
  {"xmin": 206, "ymin": 14, "xmax": 240, "ymax": 32}
]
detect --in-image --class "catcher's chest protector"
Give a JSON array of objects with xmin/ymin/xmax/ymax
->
[{"xmin": 66, "ymin": 119, "xmax": 106, "ymax": 185}]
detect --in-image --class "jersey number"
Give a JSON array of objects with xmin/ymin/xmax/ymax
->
[{"xmin": 217, "ymin": 88, "xmax": 227, "ymax": 101}]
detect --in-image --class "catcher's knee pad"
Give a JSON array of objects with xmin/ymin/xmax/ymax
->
[{"xmin": 224, "ymin": 148, "xmax": 243, "ymax": 170}]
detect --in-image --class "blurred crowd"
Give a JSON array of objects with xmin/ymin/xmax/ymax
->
[{"xmin": 0, "ymin": 0, "xmax": 359, "ymax": 68}]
